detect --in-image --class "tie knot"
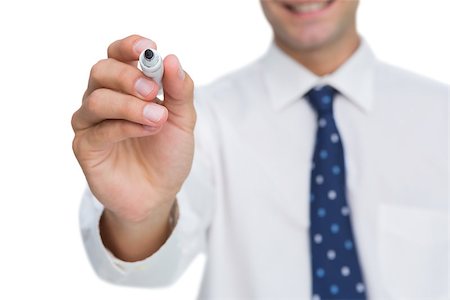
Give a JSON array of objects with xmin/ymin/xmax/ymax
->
[{"xmin": 306, "ymin": 85, "xmax": 337, "ymax": 115}]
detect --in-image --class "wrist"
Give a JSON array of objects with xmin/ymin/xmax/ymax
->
[
  {"xmin": 103, "ymin": 198, "xmax": 175, "ymax": 229},
  {"xmin": 99, "ymin": 200, "xmax": 177, "ymax": 262}
]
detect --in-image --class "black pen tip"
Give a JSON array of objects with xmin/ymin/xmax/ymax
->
[{"xmin": 144, "ymin": 49, "xmax": 154, "ymax": 60}]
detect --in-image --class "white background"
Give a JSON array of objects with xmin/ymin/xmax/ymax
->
[{"xmin": 0, "ymin": 0, "xmax": 448, "ymax": 299}]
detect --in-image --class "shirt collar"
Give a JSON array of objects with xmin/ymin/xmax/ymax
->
[{"xmin": 260, "ymin": 38, "xmax": 376, "ymax": 113}]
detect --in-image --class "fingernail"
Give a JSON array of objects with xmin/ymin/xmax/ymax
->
[
  {"xmin": 135, "ymin": 78, "xmax": 154, "ymax": 97},
  {"xmin": 133, "ymin": 38, "xmax": 155, "ymax": 55},
  {"xmin": 143, "ymin": 103, "xmax": 165, "ymax": 122}
]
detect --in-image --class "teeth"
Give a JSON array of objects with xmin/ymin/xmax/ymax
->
[{"xmin": 290, "ymin": 2, "xmax": 329, "ymax": 13}]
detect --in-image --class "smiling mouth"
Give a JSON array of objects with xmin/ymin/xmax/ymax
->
[{"xmin": 283, "ymin": 0, "xmax": 335, "ymax": 14}]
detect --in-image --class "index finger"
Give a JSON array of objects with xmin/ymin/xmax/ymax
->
[{"xmin": 107, "ymin": 34, "xmax": 157, "ymax": 63}]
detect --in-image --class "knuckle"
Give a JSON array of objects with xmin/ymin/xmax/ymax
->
[
  {"xmin": 127, "ymin": 34, "xmax": 142, "ymax": 40},
  {"xmin": 121, "ymin": 34, "xmax": 140, "ymax": 50},
  {"xmin": 85, "ymin": 90, "xmax": 102, "ymax": 114},
  {"xmin": 72, "ymin": 134, "xmax": 82, "ymax": 157},
  {"xmin": 90, "ymin": 59, "xmax": 108, "ymax": 81},
  {"xmin": 108, "ymin": 35, "xmax": 140, "ymax": 59},
  {"xmin": 71, "ymin": 111, "xmax": 80, "ymax": 131},
  {"xmin": 106, "ymin": 43, "xmax": 115, "ymax": 58}
]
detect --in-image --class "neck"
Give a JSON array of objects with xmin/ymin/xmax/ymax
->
[{"xmin": 275, "ymin": 32, "xmax": 360, "ymax": 76}]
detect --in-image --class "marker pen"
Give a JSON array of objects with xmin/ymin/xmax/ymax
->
[{"xmin": 139, "ymin": 48, "xmax": 164, "ymax": 96}]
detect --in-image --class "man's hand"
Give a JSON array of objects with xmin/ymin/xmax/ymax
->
[{"xmin": 72, "ymin": 35, "xmax": 195, "ymax": 260}]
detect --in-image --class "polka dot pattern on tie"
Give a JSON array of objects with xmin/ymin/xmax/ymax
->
[
  {"xmin": 327, "ymin": 249, "xmax": 336, "ymax": 260},
  {"xmin": 306, "ymin": 85, "xmax": 367, "ymax": 300}
]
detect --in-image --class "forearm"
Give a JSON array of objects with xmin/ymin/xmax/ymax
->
[{"xmin": 99, "ymin": 201, "xmax": 177, "ymax": 262}]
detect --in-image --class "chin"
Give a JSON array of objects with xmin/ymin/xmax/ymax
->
[
  {"xmin": 262, "ymin": 0, "xmax": 359, "ymax": 51},
  {"xmin": 277, "ymin": 25, "xmax": 338, "ymax": 52}
]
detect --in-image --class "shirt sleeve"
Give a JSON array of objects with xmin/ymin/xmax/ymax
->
[{"xmin": 78, "ymin": 89, "xmax": 217, "ymax": 288}]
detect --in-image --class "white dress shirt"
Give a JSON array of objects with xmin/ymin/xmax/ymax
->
[{"xmin": 80, "ymin": 39, "xmax": 449, "ymax": 300}]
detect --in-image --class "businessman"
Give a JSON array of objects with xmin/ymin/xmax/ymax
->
[{"xmin": 72, "ymin": 0, "xmax": 448, "ymax": 299}]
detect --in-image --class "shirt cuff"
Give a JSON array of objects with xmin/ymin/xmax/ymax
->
[
  {"xmin": 80, "ymin": 188, "xmax": 185, "ymax": 286},
  {"xmin": 104, "ymin": 201, "xmax": 181, "ymax": 274}
]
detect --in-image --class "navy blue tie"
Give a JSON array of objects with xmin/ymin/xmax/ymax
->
[{"xmin": 307, "ymin": 85, "xmax": 367, "ymax": 300}]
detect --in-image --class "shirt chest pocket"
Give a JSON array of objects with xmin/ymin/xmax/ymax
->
[{"xmin": 377, "ymin": 204, "xmax": 448, "ymax": 300}]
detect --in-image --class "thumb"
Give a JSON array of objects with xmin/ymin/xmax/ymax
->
[{"xmin": 162, "ymin": 55, "xmax": 196, "ymax": 130}]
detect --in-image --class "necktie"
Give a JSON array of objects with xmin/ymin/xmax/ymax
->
[{"xmin": 307, "ymin": 85, "xmax": 367, "ymax": 300}]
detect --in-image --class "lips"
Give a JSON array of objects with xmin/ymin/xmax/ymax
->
[{"xmin": 282, "ymin": 0, "xmax": 335, "ymax": 14}]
